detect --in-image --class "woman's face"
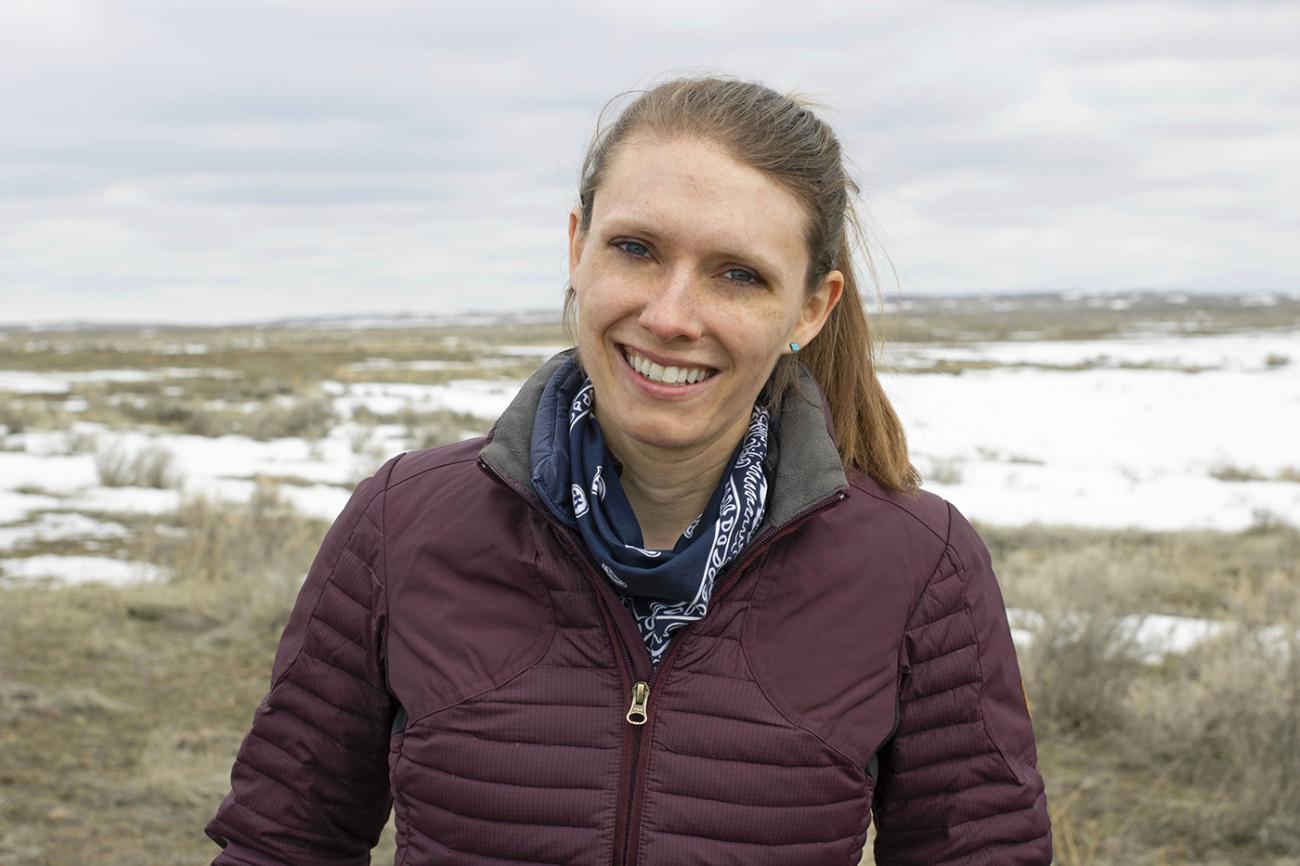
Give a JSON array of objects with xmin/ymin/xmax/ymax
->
[{"xmin": 567, "ymin": 133, "xmax": 843, "ymax": 460}]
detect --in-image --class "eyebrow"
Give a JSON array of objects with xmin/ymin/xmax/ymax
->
[{"xmin": 599, "ymin": 214, "xmax": 784, "ymax": 278}]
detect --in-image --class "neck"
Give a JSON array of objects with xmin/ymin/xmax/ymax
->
[{"xmin": 596, "ymin": 406, "xmax": 751, "ymax": 550}]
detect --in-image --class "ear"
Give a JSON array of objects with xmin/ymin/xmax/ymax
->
[
  {"xmin": 791, "ymin": 269, "xmax": 845, "ymax": 349},
  {"xmin": 567, "ymin": 206, "xmax": 585, "ymax": 291}
]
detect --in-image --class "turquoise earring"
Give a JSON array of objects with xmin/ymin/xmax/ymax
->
[{"xmin": 789, "ymin": 341, "xmax": 801, "ymax": 352}]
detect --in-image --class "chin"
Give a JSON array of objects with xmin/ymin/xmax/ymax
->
[{"xmin": 606, "ymin": 409, "xmax": 702, "ymax": 450}]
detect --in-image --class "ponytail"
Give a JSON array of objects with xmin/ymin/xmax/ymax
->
[{"xmin": 767, "ymin": 226, "xmax": 921, "ymax": 494}]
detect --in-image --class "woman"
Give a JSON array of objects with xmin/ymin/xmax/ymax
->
[{"xmin": 206, "ymin": 77, "xmax": 1051, "ymax": 865}]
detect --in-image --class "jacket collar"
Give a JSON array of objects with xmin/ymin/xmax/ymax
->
[{"xmin": 480, "ymin": 349, "xmax": 848, "ymax": 535}]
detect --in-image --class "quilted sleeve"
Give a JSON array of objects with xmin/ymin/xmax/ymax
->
[
  {"xmin": 871, "ymin": 501, "xmax": 1052, "ymax": 865},
  {"xmin": 204, "ymin": 454, "xmax": 403, "ymax": 866}
]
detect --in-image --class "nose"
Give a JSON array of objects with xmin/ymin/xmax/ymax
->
[{"xmin": 637, "ymin": 265, "xmax": 704, "ymax": 343}]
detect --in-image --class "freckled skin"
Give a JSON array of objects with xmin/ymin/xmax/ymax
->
[{"xmin": 568, "ymin": 133, "xmax": 842, "ymax": 465}]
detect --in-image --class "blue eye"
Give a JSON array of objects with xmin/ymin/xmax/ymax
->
[
  {"xmin": 615, "ymin": 240, "xmax": 651, "ymax": 258},
  {"xmin": 724, "ymin": 268, "xmax": 761, "ymax": 286}
]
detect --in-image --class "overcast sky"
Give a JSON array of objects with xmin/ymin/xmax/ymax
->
[{"xmin": 2, "ymin": 0, "xmax": 1297, "ymax": 324}]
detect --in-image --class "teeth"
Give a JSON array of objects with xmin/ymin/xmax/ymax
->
[{"xmin": 623, "ymin": 349, "xmax": 711, "ymax": 386}]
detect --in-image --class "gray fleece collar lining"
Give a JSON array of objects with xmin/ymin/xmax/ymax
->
[{"xmin": 479, "ymin": 349, "xmax": 847, "ymax": 534}]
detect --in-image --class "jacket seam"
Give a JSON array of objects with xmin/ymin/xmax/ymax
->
[
  {"xmin": 945, "ymin": 531, "xmax": 1029, "ymax": 787},
  {"xmin": 381, "ymin": 451, "xmax": 403, "ymax": 704},
  {"xmin": 393, "ymin": 750, "xmax": 413, "ymax": 866},
  {"xmin": 847, "ymin": 477, "xmax": 950, "ymax": 547},
  {"xmin": 876, "ymin": 504, "xmax": 959, "ymax": 771},
  {"xmin": 385, "ymin": 451, "xmax": 482, "ymax": 494},
  {"xmin": 899, "ymin": 502, "xmax": 958, "ymax": 632},
  {"xmin": 398, "ymin": 543, "xmax": 559, "ymax": 733},
  {"xmin": 884, "ymin": 506, "xmax": 958, "ymax": 744},
  {"xmin": 877, "ymin": 824, "xmax": 1050, "ymax": 866},
  {"xmin": 268, "ymin": 461, "xmax": 395, "ymax": 692},
  {"xmin": 224, "ymin": 793, "xmax": 353, "ymax": 855},
  {"xmin": 877, "ymin": 799, "xmax": 1044, "ymax": 837},
  {"xmin": 738, "ymin": 585, "xmax": 868, "ymax": 780}
]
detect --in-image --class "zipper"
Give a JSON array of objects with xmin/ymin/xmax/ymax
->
[
  {"xmin": 626, "ymin": 682, "xmax": 649, "ymax": 724},
  {"xmin": 477, "ymin": 455, "xmax": 847, "ymax": 866},
  {"xmin": 476, "ymin": 457, "xmax": 647, "ymax": 863},
  {"xmin": 613, "ymin": 486, "xmax": 848, "ymax": 866}
]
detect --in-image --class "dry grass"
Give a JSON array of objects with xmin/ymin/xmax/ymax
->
[
  {"xmin": 1008, "ymin": 545, "xmax": 1149, "ymax": 737},
  {"xmin": 94, "ymin": 442, "xmax": 181, "ymax": 488},
  {"xmin": 129, "ymin": 479, "xmax": 327, "ymax": 638},
  {"xmin": 1128, "ymin": 571, "xmax": 1300, "ymax": 854},
  {"xmin": 1265, "ymin": 353, "xmax": 1291, "ymax": 368},
  {"xmin": 998, "ymin": 523, "xmax": 1300, "ymax": 863},
  {"xmin": 101, "ymin": 391, "xmax": 338, "ymax": 441},
  {"xmin": 1209, "ymin": 462, "xmax": 1300, "ymax": 484},
  {"xmin": 0, "ymin": 480, "xmax": 376, "ymax": 865},
  {"xmin": 923, "ymin": 455, "xmax": 965, "ymax": 486},
  {"xmin": 0, "ymin": 399, "xmax": 68, "ymax": 435},
  {"xmin": 397, "ymin": 405, "xmax": 489, "ymax": 450}
]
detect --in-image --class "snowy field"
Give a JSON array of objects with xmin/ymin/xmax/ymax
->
[
  {"xmin": 0, "ymin": 316, "xmax": 1296, "ymax": 600},
  {"xmin": 887, "ymin": 328, "xmax": 1300, "ymax": 532}
]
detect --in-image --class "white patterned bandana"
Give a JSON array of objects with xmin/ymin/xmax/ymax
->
[{"xmin": 530, "ymin": 355, "xmax": 772, "ymax": 669}]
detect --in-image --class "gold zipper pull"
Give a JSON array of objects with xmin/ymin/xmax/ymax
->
[{"xmin": 626, "ymin": 681, "xmax": 650, "ymax": 725}]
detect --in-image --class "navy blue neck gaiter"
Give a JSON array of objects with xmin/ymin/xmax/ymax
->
[{"xmin": 530, "ymin": 355, "xmax": 772, "ymax": 668}]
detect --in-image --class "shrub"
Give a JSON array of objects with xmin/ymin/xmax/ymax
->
[
  {"xmin": 0, "ymin": 401, "xmax": 30, "ymax": 435},
  {"xmin": 0, "ymin": 399, "xmax": 63, "ymax": 435},
  {"xmin": 1264, "ymin": 353, "xmax": 1290, "ymax": 368},
  {"xmin": 134, "ymin": 478, "xmax": 329, "ymax": 640},
  {"xmin": 398, "ymin": 405, "xmax": 488, "ymax": 450},
  {"xmin": 1208, "ymin": 462, "xmax": 1267, "ymax": 482},
  {"xmin": 1005, "ymin": 545, "xmax": 1147, "ymax": 737},
  {"xmin": 118, "ymin": 395, "xmax": 195, "ymax": 426},
  {"xmin": 1128, "ymin": 570, "xmax": 1300, "ymax": 854},
  {"xmin": 65, "ymin": 428, "xmax": 101, "ymax": 454},
  {"xmin": 243, "ymin": 395, "xmax": 336, "ymax": 441},
  {"xmin": 95, "ymin": 442, "xmax": 182, "ymax": 488},
  {"xmin": 924, "ymin": 456, "xmax": 964, "ymax": 486},
  {"xmin": 158, "ymin": 479, "xmax": 316, "ymax": 585}
]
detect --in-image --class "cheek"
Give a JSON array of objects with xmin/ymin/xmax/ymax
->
[
  {"xmin": 723, "ymin": 299, "xmax": 794, "ymax": 348},
  {"xmin": 576, "ymin": 268, "xmax": 641, "ymax": 331}
]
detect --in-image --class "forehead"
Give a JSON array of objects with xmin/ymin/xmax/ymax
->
[{"xmin": 592, "ymin": 134, "xmax": 811, "ymax": 273}]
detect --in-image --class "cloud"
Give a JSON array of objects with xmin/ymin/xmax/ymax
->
[{"xmin": 1, "ymin": 0, "xmax": 1297, "ymax": 322}]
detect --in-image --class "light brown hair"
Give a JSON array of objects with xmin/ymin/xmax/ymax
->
[{"xmin": 565, "ymin": 76, "xmax": 921, "ymax": 494}]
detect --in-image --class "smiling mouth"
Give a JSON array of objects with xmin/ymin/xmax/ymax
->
[{"xmin": 621, "ymin": 346, "xmax": 717, "ymax": 386}]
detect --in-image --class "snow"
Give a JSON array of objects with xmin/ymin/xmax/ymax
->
[
  {"xmin": 0, "ymin": 451, "xmax": 100, "ymax": 492},
  {"xmin": 72, "ymin": 486, "xmax": 182, "ymax": 515},
  {"xmin": 1006, "ymin": 607, "xmax": 1294, "ymax": 664},
  {"xmin": 0, "ymin": 555, "xmax": 168, "ymax": 587},
  {"xmin": 494, "ymin": 344, "xmax": 571, "ymax": 358},
  {"xmin": 0, "ymin": 371, "xmax": 74, "ymax": 394},
  {"xmin": 0, "ymin": 367, "xmax": 240, "ymax": 394},
  {"xmin": 339, "ymin": 358, "xmax": 454, "ymax": 373},
  {"xmin": 196, "ymin": 475, "xmax": 351, "ymax": 522},
  {"xmin": 0, "ymin": 512, "xmax": 127, "ymax": 551},
  {"xmin": 884, "ymin": 329, "xmax": 1298, "ymax": 373},
  {"xmin": 0, "ymin": 490, "xmax": 65, "ymax": 524},
  {"xmin": 326, "ymin": 378, "xmax": 523, "ymax": 419},
  {"xmin": 883, "ymin": 330, "xmax": 1300, "ymax": 531}
]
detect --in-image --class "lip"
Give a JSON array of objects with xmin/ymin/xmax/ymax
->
[{"xmin": 615, "ymin": 343, "xmax": 718, "ymax": 397}]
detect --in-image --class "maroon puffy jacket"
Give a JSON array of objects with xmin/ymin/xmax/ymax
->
[{"xmin": 205, "ymin": 352, "xmax": 1052, "ymax": 865}]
